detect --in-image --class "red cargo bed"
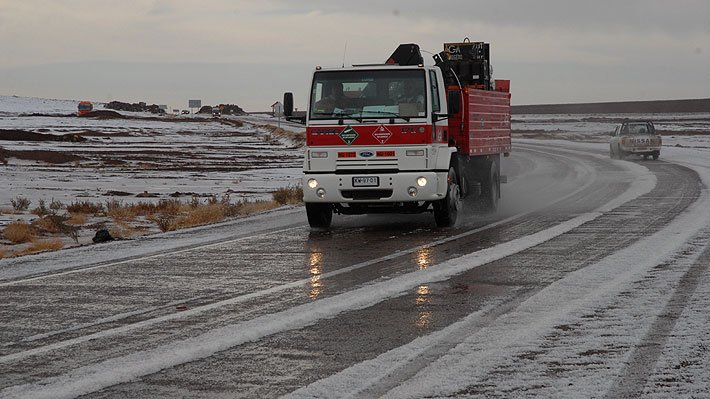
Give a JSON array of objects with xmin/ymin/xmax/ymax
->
[{"xmin": 448, "ymin": 82, "xmax": 511, "ymax": 157}]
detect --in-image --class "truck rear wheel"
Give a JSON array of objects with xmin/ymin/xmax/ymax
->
[
  {"xmin": 306, "ymin": 203, "xmax": 332, "ymax": 229},
  {"xmin": 434, "ymin": 167, "xmax": 461, "ymax": 227},
  {"xmin": 480, "ymin": 163, "xmax": 500, "ymax": 212},
  {"xmin": 616, "ymin": 146, "xmax": 625, "ymax": 160}
]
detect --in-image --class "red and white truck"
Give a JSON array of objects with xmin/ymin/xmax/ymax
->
[
  {"xmin": 284, "ymin": 39, "xmax": 511, "ymax": 228},
  {"xmin": 77, "ymin": 101, "xmax": 93, "ymax": 116}
]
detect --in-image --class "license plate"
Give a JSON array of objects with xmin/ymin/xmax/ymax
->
[{"xmin": 352, "ymin": 176, "xmax": 379, "ymax": 187}]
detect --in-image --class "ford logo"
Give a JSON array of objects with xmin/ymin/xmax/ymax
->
[{"xmin": 359, "ymin": 151, "xmax": 374, "ymax": 158}]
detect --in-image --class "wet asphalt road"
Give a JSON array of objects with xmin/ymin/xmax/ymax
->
[{"xmin": 0, "ymin": 142, "xmax": 703, "ymax": 398}]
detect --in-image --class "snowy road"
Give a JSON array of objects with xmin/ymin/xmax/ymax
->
[{"xmin": 1, "ymin": 140, "xmax": 709, "ymax": 398}]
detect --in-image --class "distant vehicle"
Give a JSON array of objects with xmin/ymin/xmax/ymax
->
[
  {"xmin": 181, "ymin": 110, "xmax": 190, "ymax": 115},
  {"xmin": 610, "ymin": 121, "xmax": 661, "ymax": 160},
  {"xmin": 212, "ymin": 107, "xmax": 221, "ymax": 117},
  {"xmin": 77, "ymin": 101, "xmax": 93, "ymax": 116}
]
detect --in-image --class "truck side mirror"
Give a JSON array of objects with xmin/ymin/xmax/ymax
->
[
  {"xmin": 283, "ymin": 92, "xmax": 294, "ymax": 117},
  {"xmin": 447, "ymin": 90, "xmax": 460, "ymax": 115}
]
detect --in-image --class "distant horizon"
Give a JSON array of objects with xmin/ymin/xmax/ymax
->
[
  {"xmin": 2, "ymin": 56, "xmax": 710, "ymax": 112},
  {"xmin": 3, "ymin": 92, "xmax": 709, "ymax": 114}
]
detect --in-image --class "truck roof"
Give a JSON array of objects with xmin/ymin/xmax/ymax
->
[{"xmin": 313, "ymin": 64, "xmax": 431, "ymax": 73}]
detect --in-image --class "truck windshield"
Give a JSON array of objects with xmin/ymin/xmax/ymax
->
[{"xmin": 309, "ymin": 69, "xmax": 426, "ymax": 121}]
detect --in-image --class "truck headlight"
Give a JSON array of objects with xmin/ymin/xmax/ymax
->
[
  {"xmin": 311, "ymin": 151, "xmax": 328, "ymax": 158},
  {"xmin": 307, "ymin": 178, "xmax": 318, "ymax": 189},
  {"xmin": 316, "ymin": 188, "xmax": 326, "ymax": 198},
  {"xmin": 406, "ymin": 149, "xmax": 425, "ymax": 156},
  {"xmin": 416, "ymin": 177, "xmax": 427, "ymax": 187},
  {"xmin": 408, "ymin": 186, "xmax": 418, "ymax": 197}
]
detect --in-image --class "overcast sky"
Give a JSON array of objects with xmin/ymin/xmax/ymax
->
[{"xmin": 1, "ymin": 0, "xmax": 709, "ymax": 111}]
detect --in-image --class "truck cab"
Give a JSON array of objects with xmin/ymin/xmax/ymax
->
[{"xmin": 303, "ymin": 63, "xmax": 457, "ymax": 226}]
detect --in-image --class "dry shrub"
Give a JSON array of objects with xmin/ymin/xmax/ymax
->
[
  {"xmin": 156, "ymin": 199, "xmax": 182, "ymax": 215},
  {"xmin": 0, "ymin": 250, "xmax": 6, "ymax": 259},
  {"xmin": 146, "ymin": 199, "xmax": 183, "ymax": 231},
  {"xmin": 147, "ymin": 197, "xmax": 280, "ymax": 232},
  {"xmin": 32, "ymin": 215, "xmax": 79, "ymax": 243},
  {"xmin": 109, "ymin": 222, "xmax": 136, "ymax": 239},
  {"xmin": 108, "ymin": 205, "xmax": 137, "ymax": 222},
  {"xmin": 67, "ymin": 201, "xmax": 104, "ymax": 215},
  {"xmin": 222, "ymin": 202, "xmax": 242, "ymax": 217},
  {"xmin": 49, "ymin": 198, "xmax": 64, "ymax": 212},
  {"xmin": 11, "ymin": 196, "xmax": 31, "ymax": 212},
  {"xmin": 236, "ymin": 200, "xmax": 279, "ymax": 215},
  {"xmin": 131, "ymin": 201, "xmax": 159, "ymax": 216},
  {"xmin": 31, "ymin": 199, "xmax": 50, "ymax": 216},
  {"xmin": 33, "ymin": 215, "xmax": 62, "ymax": 233},
  {"xmin": 3, "ymin": 221, "xmax": 36, "ymax": 243},
  {"xmin": 67, "ymin": 213, "xmax": 88, "ymax": 225},
  {"xmin": 150, "ymin": 213, "xmax": 177, "ymax": 232},
  {"xmin": 272, "ymin": 186, "xmax": 303, "ymax": 205},
  {"xmin": 17, "ymin": 238, "xmax": 64, "ymax": 256},
  {"xmin": 173, "ymin": 204, "xmax": 225, "ymax": 229}
]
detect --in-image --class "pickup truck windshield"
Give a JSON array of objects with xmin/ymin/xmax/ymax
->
[
  {"xmin": 310, "ymin": 69, "xmax": 427, "ymax": 121},
  {"xmin": 622, "ymin": 122, "xmax": 655, "ymax": 135}
]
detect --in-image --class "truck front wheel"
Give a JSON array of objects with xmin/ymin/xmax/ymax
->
[
  {"xmin": 434, "ymin": 167, "xmax": 461, "ymax": 227},
  {"xmin": 306, "ymin": 203, "xmax": 332, "ymax": 229}
]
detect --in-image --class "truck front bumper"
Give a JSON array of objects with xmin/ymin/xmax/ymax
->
[{"xmin": 303, "ymin": 171, "xmax": 448, "ymax": 203}]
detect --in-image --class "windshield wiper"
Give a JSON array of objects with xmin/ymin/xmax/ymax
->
[
  {"xmin": 361, "ymin": 110, "xmax": 410, "ymax": 122},
  {"xmin": 336, "ymin": 111, "xmax": 364, "ymax": 122},
  {"xmin": 311, "ymin": 111, "xmax": 363, "ymax": 122}
]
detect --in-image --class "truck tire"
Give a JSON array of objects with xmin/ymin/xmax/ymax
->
[
  {"xmin": 306, "ymin": 203, "xmax": 332, "ymax": 229},
  {"xmin": 479, "ymin": 162, "xmax": 499, "ymax": 212},
  {"xmin": 434, "ymin": 167, "xmax": 461, "ymax": 227},
  {"xmin": 653, "ymin": 151, "xmax": 659, "ymax": 160}
]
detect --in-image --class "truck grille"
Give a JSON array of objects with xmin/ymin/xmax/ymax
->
[
  {"xmin": 341, "ymin": 190, "xmax": 393, "ymax": 200},
  {"xmin": 336, "ymin": 159, "xmax": 399, "ymax": 171}
]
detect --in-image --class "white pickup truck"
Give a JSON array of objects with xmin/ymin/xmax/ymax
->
[{"xmin": 610, "ymin": 121, "xmax": 661, "ymax": 160}]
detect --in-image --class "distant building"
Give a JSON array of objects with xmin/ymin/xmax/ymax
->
[{"xmin": 271, "ymin": 101, "xmax": 283, "ymax": 116}]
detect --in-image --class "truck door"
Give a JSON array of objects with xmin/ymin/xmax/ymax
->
[{"xmin": 429, "ymin": 70, "xmax": 445, "ymax": 143}]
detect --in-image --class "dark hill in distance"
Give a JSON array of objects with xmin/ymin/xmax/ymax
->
[{"xmin": 512, "ymin": 98, "xmax": 710, "ymax": 114}]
